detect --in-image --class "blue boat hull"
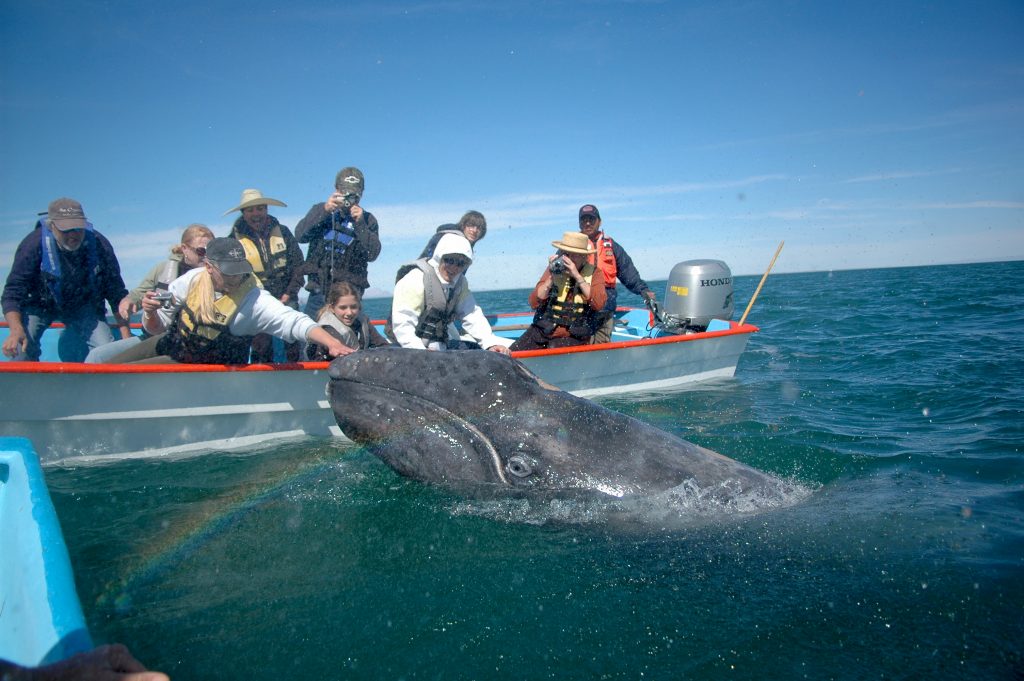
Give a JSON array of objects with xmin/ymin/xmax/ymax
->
[{"xmin": 0, "ymin": 437, "xmax": 92, "ymax": 666}]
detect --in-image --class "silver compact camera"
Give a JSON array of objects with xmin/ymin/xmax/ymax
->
[{"xmin": 151, "ymin": 291, "xmax": 173, "ymax": 307}]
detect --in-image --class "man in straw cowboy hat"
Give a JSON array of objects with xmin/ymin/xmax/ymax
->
[
  {"xmin": 226, "ymin": 188, "xmax": 305, "ymax": 362},
  {"xmin": 294, "ymin": 166, "xmax": 382, "ymax": 316},
  {"xmin": 508, "ymin": 231, "xmax": 608, "ymax": 351}
]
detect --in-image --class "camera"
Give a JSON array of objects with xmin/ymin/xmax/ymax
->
[
  {"xmin": 550, "ymin": 259, "xmax": 566, "ymax": 275},
  {"xmin": 340, "ymin": 193, "xmax": 359, "ymax": 210},
  {"xmin": 151, "ymin": 291, "xmax": 172, "ymax": 302}
]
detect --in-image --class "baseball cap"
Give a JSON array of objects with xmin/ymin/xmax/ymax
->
[
  {"xmin": 578, "ymin": 204, "xmax": 601, "ymax": 220},
  {"xmin": 205, "ymin": 237, "xmax": 254, "ymax": 276},
  {"xmin": 47, "ymin": 198, "xmax": 89, "ymax": 231}
]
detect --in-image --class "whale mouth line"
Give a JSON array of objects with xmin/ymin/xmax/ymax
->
[{"xmin": 331, "ymin": 378, "xmax": 511, "ymax": 486}]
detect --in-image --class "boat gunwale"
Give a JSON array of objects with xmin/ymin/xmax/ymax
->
[{"xmin": 0, "ymin": 310, "xmax": 757, "ymax": 375}]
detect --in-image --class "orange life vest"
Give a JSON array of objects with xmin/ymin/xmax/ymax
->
[{"xmin": 590, "ymin": 233, "xmax": 617, "ymax": 285}]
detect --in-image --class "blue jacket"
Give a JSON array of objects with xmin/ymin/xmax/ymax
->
[
  {"xmin": 601, "ymin": 238, "xmax": 652, "ymax": 313},
  {"xmin": 2, "ymin": 223, "xmax": 128, "ymax": 319}
]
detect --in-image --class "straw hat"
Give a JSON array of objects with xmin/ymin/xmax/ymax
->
[
  {"xmin": 551, "ymin": 231, "xmax": 594, "ymax": 254},
  {"xmin": 223, "ymin": 189, "xmax": 287, "ymax": 215}
]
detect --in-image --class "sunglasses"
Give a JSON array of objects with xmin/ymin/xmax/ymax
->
[
  {"xmin": 191, "ymin": 246, "xmax": 207, "ymax": 257},
  {"xmin": 442, "ymin": 256, "xmax": 470, "ymax": 268},
  {"xmin": 579, "ymin": 216, "xmax": 598, "ymax": 224}
]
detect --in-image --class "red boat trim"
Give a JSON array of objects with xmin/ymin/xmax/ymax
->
[
  {"xmin": 1, "ymin": 314, "xmax": 757, "ymax": 374},
  {"xmin": 0, "ymin": 360, "xmax": 331, "ymax": 375},
  {"xmin": 508, "ymin": 322, "xmax": 757, "ymax": 358}
]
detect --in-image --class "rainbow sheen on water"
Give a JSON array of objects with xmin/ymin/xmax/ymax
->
[{"xmin": 45, "ymin": 261, "xmax": 1024, "ymax": 680}]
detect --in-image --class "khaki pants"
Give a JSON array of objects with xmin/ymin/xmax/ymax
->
[{"xmin": 590, "ymin": 314, "xmax": 614, "ymax": 345}]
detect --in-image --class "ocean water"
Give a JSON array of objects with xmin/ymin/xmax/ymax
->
[{"xmin": 42, "ymin": 261, "xmax": 1023, "ymax": 680}]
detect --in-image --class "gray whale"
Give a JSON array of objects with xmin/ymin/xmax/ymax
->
[{"xmin": 327, "ymin": 347, "xmax": 781, "ymax": 499}]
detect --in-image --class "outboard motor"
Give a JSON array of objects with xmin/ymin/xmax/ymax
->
[{"xmin": 650, "ymin": 259, "xmax": 734, "ymax": 335}]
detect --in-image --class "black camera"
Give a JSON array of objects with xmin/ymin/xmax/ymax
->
[
  {"xmin": 340, "ymin": 193, "xmax": 359, "ymax": 210},
  {"xmin": 550, "ymin": 259, "xmax": 566, "ymax": 275}
]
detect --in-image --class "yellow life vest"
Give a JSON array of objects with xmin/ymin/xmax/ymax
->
[
  {"xmin": 159, "ymin": 275, "xmax": 259, "ymax": 364},
  {"xmin": 543, "ymin": 263, "xmax": 596, "ymax": 329},
  {"xmin": 238, "ymin": 226, "xmax": 288, "ymax": 276}
]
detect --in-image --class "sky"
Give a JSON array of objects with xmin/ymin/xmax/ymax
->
[{"xmin": 1, "ymin": 0, "xmax": 1022, "ymax": 295}]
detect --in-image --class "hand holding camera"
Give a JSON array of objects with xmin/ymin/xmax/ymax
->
[
  {"xmin": 327, "ymin": 191, "xmax": 362, "ymax": 218},
  {"xmin": 550, "ymin": 254, "xmax": 578, "ymax": 278},
  {"xmin": 140, "ymin": 290, "xmax": 171, "ymax": 315}
]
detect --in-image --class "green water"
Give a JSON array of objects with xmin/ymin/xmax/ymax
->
[{"xmin": 44, "ymin": 262, "xmax": 1024, "ymax": 679}]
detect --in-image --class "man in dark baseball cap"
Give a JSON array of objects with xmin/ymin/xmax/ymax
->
[
  {"xmin": 2, "ymin": 197, "xmax": 131, "ymax": 361},
  {"xmin": 576, "ymin": 203, "xmax": 656, "ymax": 344},
  {"xmin": 295, "ymin": 165, "xmax": 382, "ymax": 316}
]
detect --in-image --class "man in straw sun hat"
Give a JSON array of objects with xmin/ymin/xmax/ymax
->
[
  {"xmin": 226, "ymin": 188, "xmax": 305, "ymax": 362},
  {"xmin": 508, "ymin": 231, "xmax": 608, "ymax": 351}
]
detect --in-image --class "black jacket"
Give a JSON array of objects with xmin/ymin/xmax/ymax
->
[{"xmin": 294, "ymin": 203, "xmax": 381, "ymax": 293}]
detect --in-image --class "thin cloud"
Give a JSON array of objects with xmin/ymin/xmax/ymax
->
[
  {"xmin": 916, "ymin": 200, "xmax": 1024, "ymax": 209},
  {"xmin": 841, "ymin": 169, "xmax": 962, "ymax": 184}
]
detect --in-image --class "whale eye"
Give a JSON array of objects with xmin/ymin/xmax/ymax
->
[{"xmin": 506, "ymin": 455, "xmax": 533, "ymax": 478}]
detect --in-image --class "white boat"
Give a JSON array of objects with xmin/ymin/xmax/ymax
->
[
  {"xmin": 0, "ymin": 437, "xmax": 94, "ymax": 666},
  {"xmin": 0, "ymin": 309, "xmax": 757, "ymax": 464}
]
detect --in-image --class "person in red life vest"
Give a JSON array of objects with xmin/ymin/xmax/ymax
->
[
  {"xmin": 226, "ymin": 188, "xmax": 305, "ymax": 362},
  {"xmin": 508, "ymin": 232, "xmax": 607, "ymax": 351},
  {"xmin": 576, "ymin": 204, "xmax": 656, "ymax": 344}
]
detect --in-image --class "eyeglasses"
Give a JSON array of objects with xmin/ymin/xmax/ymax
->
[
  {"xmin": 190, "ymin": 246, "xmax": 207, "ymax": 257},
  {"xmin": 442, "ymin": 256, "xmax": 470, "ymax": 268},
  {"xmin": 57, "ymin": 228, "xmax": 85, "ymax": 235}
]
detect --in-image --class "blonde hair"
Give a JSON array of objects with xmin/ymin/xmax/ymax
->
[
  {"xmin": 318, "ymin": 281, "xmax": 362, "ymax": 321},
  {"xmin": 170, "ymin": 224, "xmax": 215, "ymax": 256},
  {"xmin": 187, "ymin": 269, "xmax": 220, "ymax": 325}
]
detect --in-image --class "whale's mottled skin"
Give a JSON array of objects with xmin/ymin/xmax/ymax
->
[{"xmin": 327, "ymin": 347, "xmax": 780, "ymax": 498}]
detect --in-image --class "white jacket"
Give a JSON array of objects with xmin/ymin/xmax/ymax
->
[
  {"xmin": 391, "ymin": 234, "xmax": 511, "ymax": 351},
  {"xmin": 151, "ymin": 267, "xmax": 318, "ymax": 343}
]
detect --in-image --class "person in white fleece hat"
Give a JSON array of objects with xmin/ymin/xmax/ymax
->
[{"xmin": 387, "ymin": 233, "xmax": 510, "ymax": 354}]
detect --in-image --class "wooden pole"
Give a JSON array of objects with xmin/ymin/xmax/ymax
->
[{"xmin": 738, "ymin": 241, "xmax": 784, "ymax": 326}]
